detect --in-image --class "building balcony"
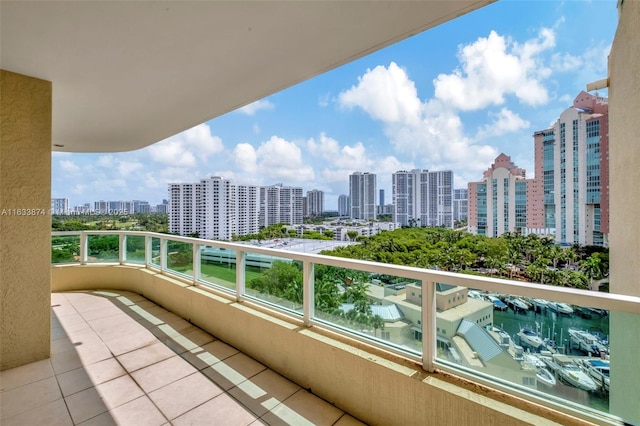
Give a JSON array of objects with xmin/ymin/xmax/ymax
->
[{"xmin": 4, "ymin": 231, "xmax": 636, "ymax": 425}]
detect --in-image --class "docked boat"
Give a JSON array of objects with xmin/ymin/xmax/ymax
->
[
  {"xmin": 522, "ymin": 353, "xmax": 556, "ymax": 387},
  {"xmin": 536, "ymin": 367, "xmax": 557, "ymax": 387},
  {"xmin": 541, "ymin": 354, "xmax": 597, "ymax": 391},
  {"xmin": 486, "ymin": 295, "xmax": 508, "ymax": 311},
  {"xmin": 547, "ymin": 302, "xmax": 574, "ymax": 315},
  {"xmin": 568, "ymin": 328, "xmax": 609, "ymax": 356},
  {"xmin": 581, "ymin": 359, "xmax": 610, "ymax": 392},
  {"xmin": 518, "ymin": 326, "xmax": 545, "ymax": 349},
  {"xmin": 506, "ymin": 297, "xmax": 529, "ymax": 312}
]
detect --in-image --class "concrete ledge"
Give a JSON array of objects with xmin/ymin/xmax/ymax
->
[{"xmin": 51, "ymin": 264, "xmax": 592, "ymax": 426}]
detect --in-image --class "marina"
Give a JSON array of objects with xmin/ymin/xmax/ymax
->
[{"xmin": 489, "ymin": 294, "xmax": 610, "ymax": 412}]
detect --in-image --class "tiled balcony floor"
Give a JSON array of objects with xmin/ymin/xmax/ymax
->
[{"xmin": 0, "ymin": 290, "xmax": 365, "ymax": 426}]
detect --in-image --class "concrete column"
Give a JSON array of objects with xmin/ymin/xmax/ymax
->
[
  {"xmin": 0, "ymin": 70, "xmax": 52, "ymax": 370},
  {"xmin": 608, "ymin": 0, "xmax": 640, "ymax": 423}
]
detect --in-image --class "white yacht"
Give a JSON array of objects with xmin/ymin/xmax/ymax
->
[
  {"xmin": 518, "ymin": 326, "xmax": 545, "ymax": 349},
  {"xmin": 542, "ymin": 355, "xmax": 597, "ymax": 392}
]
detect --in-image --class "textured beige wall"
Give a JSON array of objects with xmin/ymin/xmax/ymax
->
[
  {"xmin": 53, "ymin": 264, "xmax": 592, "ymax": 425},
  {"xmin": 608, "ymin": 1, "xmax": 640, "ymax": 423},
  {"xmin": 0, "ymin": 70, "xmax": 52, "ymax": 370}
]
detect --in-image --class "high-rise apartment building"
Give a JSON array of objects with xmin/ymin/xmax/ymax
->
[
  {"xmin": 453, "ymin": 189, "xmax": 468, "ymax": 222},
  {"xmin": 468, "ymin": 91, "xmax": 609, "ymax": 246},
  {"xmin": 392, "ymin": 169, "xmax": 453, "ymax": 228},
  {"xmin": 94, "ymin": 200, "xmax": 133, "ymax": 214},
  {"xmin": 169, "ymin": 177, "xmax": 260, "ymax": 240},
  {"xmin": 338, "ymin": 195, "xmax": 350, "ymax": 217},
  {"xmin": 468, "ymin": 154, "xmax": 529, "ymax": 237},
  {"xmin": 51, "ymin": 198, "xmax": 69, "ymax": 215},
  {"xmin": 530, "ymin": 91, "xmax": 609, "ymax": 246},
  {"xmin": 306, "ymin": 189, "xmax": 324, "ymax": 217},
  {"xmin": 259, "ymin": 184, "xmax": 303, "ymax": 227},
  {"xmin": 349, "ymin": 172, "xmax": 376, "ymax": 220}
]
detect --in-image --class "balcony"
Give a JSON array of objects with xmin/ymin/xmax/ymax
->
[
  {"xmin": 1, "ymin": 289, "xmax": 359, "ymax": 425},
  {"xmin": 8, "ymin": 230, "xmax": 633, "ymax": 425}
]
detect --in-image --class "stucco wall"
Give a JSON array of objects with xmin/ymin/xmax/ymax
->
[
  {"xmin": 0, "ymin": 70, "xmax": 52, "ymax": 370},
  {"xmin": 607, "ymin": 0, "xmax": 640, "ymax": 422},
  {"xmin": 51, "ymin": 264, "xmax": 591, "ymax": 426}
]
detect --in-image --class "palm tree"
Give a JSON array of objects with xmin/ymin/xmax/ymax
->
[
  {"xmin": 370, "ymin": 315, "xmax": 385, "ymax": 337},
  {"xmin": 580, "ymin": 254, "xmax": 604, "ymax": 290}
]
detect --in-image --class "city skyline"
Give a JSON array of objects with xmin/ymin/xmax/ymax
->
[{"xmin": 51, "ymin": 1, "xmax": 617, "ymax": 210}]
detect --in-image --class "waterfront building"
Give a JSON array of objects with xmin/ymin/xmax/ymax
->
[
  {"xmin": 468, "ymin": 92, "xmax": 609, "ymax": 246},
  {"xmin": 349, "ymin": 172, "xmax": 376, "ymax": 220},
  {"xmin": 259, "ymin": 183, "xmax": 303, "ymax": 227},
  {"xmin": 338, "ymin": 194, "xmax": 350, "ymax": 217},
  {"xmin": 50, "ymin": 198, "xmax": 69, "ymax": 215},
  {"xmin": 468, "ymin": 155, "xmax": 530, "ymax": 237},
  {"xmin": 169, "ymin": 177, "xmax": 259, "ymax": 239},
  {"xmin": 529, "ymin": 91, "xmax": 609, "ymax": 246},
  {"xmin": 453, "ymin": 189, "xmax": 468, "ymax": 222},
  {"xmin": 306, "ymin": 189, "xmax": 324, "ymax": 217},
  {"xmin": 392, "ymin": 169, "xmax": 454, "ymax": 228}
]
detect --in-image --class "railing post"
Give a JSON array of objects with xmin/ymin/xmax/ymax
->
[
  {"xmin": 422, "ymin": 279, "xmax": 436, "ymax": 372},
  {"xmin": 119, "ymin": 233, "xmax": 126, "ymax": 264},
  {"xmin": 145, "ymin": 234, "xmax": 152, "ymax": 266},
  {"xmin": 303, "ymin": 260, "xmax": 314, "ymax": 327},
  {"xmin": 80, "ymin": 231, "xmax": 88, "ymax": 264},
  {"xmin": 236, "ymin": 250, "xmax": 245, "ymax": 301},
  {"xmin": 160, "ymin": 238, "xmax": 167, "ymax": 273},
  {"xmin": 192, "ymin": 243, "xmax": 200, "ymax": 285}
]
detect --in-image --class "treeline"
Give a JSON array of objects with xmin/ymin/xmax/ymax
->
[
  {"xmin": 321, "ymin": 228, "xmax": 609, "ymax": 291},
  {"xmin": 232, "ymin": 223, "xmax": 334, "ymax": 242},
  {"xmin": 52, "ymin": 213, "xmax": 168, "ymax": 232}
]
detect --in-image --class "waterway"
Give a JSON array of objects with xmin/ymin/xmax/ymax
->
[{"xmin": 493, "ymin": 302, "xmax": 610, "ymax": 413}]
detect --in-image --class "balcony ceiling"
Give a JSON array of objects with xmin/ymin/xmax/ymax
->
[{"xmin": 1, "ymin": 1, "xmax": 492, "ymax": 153}]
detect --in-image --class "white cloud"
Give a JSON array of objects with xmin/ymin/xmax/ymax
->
[
  {"xmin": 232, "ymin": 136, "xmax": 315, "ymax": 184},
  {"xmin": 96, "ymin": 155, "xmax": 115, "ymax": 168},
  {"xmin": 117, "ymin": 161, "xmax": 144, "ymax": 177},
  {"xmin": 339, "ymin": 62, "xmax": 421, "ymax": 125},
  {"xmin": 338, "ymin": 66, "xmax": 499, "ymax": 184},
  {"xmin": 148, "ymin": 124, "xmax": 223, "ymax": 167},
  {"xmin": 434, "ymin": 29, "xmax": 554, "ymax": 110},
  {"xmin": 71, "ymin": 184, "xmax": 86, "ymax": 194},
  {"xmin": 59, "ymin": 160, "xmax": 81, "ymax": 174},
  {"xmin": 476, "ymin": 108, "xmax": 530, "ymax": 139},
  {"xmin": 237, "ymin": 99, "xmax": 274, "ymax": 116}
]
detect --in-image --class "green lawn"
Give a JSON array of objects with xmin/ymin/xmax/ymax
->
[{"xmin": 168, "ymin": 262, "xmax": 264, "ymax": 288}]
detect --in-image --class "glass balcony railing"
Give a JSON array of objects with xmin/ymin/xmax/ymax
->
[{"xmin": 51, "ymin": 231, "xmax": 640, "ymax": 425}]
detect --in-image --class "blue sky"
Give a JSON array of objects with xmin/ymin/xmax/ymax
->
[{"xmin": 52, "ymin": 1, "xmax": 617, "ymax": 210}]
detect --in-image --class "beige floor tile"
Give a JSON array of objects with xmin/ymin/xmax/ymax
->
[
  {"xmin": 172, "ymin": 393, "xmax": 257, "ymax": 426},
  {"xmin": 0, "ymin": 358, "xmax": 54, "ymax": 391},
  {"xmin": 51, "ymin": 336, "xmax": 76, "ymax": 354},
  {"xmin": 87, "ymin": 313, "xmax": 138, "ymax": 337},
  {"xmin": 84, "ymin": 358, "xmax": 127, "ymax": 385},
  {"xmin": 57, "ymin": 366, "xmax": 94, "ymax": 397},
  {"xmin": 96, "ymin": 375, "xmax": 144, "ymax": 410},
  {"xmin": 116, "ymin": 341, "xmax": 176, "ymax": 372},
  {"xmin": 131, "ymin": 355, "xmax": 198, "ymax": 393},
  {"xmin": 76, "ymin": 339, "xmax": 113, "ymax": 365},
  {"xmin": 262, "ymin": 390, "xmax": 344, "ymax": 426},
  {"xmin": 185, "ymin": 340, "xmax": 250, "ymax": 369},
  {"xmin": 103, "ymin": 328, "xmax": 158, "ymax": 356},
  {"xmin": 0, "ymin": 398, "xmax": 73, "ymax": 426},
  {"xmin": 0, "ymin": 376, "xmax": 62, "ymax": 420},
  {"xmin": 155, "ymin": 326, "xmax": 215, "ymax": 354},
  {"xmin": 76, "ymin": 411, "xmax": 118, "ymax": 426},
  {"xmin": 148, "ymin": 371, "xmax": 224, "ymax": 420},
  {"xmin": 51, "ymin": 303, "xmax": 79, "ymax": 318},
  {"xmin": 334, "ymin": 414, "xmax": 368, "ymax": 425},
  {"xmin": 202, "ymin": 352, "xmax": 267, "ymax": 390},
  {"xmin": 65, "ymin": 386, "xmax": 108, "ymax": 424},
  {"xmin": 228, "ymin": 369, "xmax": 301, "ymax": 417},
  {"xmin": 51, "ymin": 326, "xmax": 69, "ymax": 340},
  {"xmin": 51, "ymin": 349, "xmax": 84, "ymax": 375},
  {"xmin": 105, "ymin": 396, "xmax": 167, "ymax": 426},
  {"xmin": 81, "ymin": 305, "xmax": 128, "ymax": 322}
]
